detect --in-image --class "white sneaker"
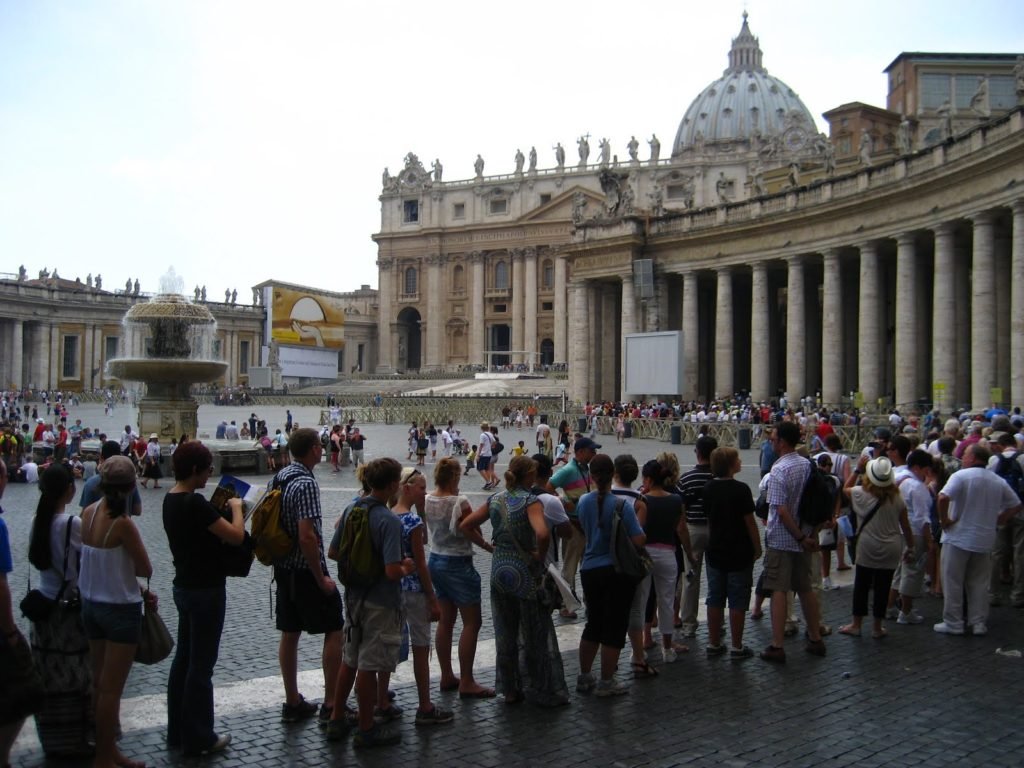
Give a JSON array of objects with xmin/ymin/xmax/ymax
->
[
  {"xmin": 897, "ymin": 610, "xmax": 924, "ymax": 625},
  {"xmin": 663, "ymin": 648, "xmax": 678, "ymax": 664},
  {"xmin": 885, "ymin": 607, "xmax": 900, "ymax": 620},
  {"xmin": 595, "ymin": 678, "xmax": 630, "ymax": 698},
  {"xmin": 933, "ymin": 621, "xmax": 965, "ymax": 635},
  {"xmin": 822, "ymin": 577, "xmax": 834, "ymax": 590},
  {"xmin": 971, "ymin": 623, "xmax": 988, "ymax": 636},
  {"xmin": 575, "ymin": 672, "xmax": 596, "ymax": 694}
]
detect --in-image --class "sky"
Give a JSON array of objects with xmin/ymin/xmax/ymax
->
[{"xmin": 2, "ymin": 0, "xmax": 1022, "ymax": 299}]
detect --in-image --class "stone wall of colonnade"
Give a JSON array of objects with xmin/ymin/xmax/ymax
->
[{"xmin": 567, "ymin": 202, "xmax": 1024, "ymax": 413}]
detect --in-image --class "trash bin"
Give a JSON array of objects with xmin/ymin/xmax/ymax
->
[
  {"xmin": 624, "ymin": 421, "xmax": 633, "ymax": 439},
  {"xmin": 539, "ymin": 414, "xmax": 548, "ymax": 425},
  {"xmin": 670, "ymin": 424, "xmax": 682, "ymax": 445},
  {"xmin": 738, "ymin": 427, "xmax": 752, "ymax": 450},
  {"xmin": 340, "ymin": 445, "xmax": 352, "ymax": 467},
  {"xmin": 577, "ymin": 417, "xmax": 587, "ymax": 434}
]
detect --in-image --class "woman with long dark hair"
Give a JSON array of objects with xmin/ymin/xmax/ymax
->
[
  {"xmin": 27, "ymin": 464, "xmax": 92, "ymax": 757},
  {"xmin": 162, "ymin": 441, "xmax": 245, "ymax": 756},
  {"xmin": 574, "ymin": 454, "xmax": 646, "ymax": 697}
]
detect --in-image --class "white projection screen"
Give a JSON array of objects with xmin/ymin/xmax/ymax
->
[{"xmin": 623, "ymin": 332, "xmax": 683, "ymax": 396}]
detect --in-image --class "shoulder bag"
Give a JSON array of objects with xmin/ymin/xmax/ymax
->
[
  {"xmin": 845, "ymin": 499, "xmax": 882, "ymax": 564},
  {"xmin": 608, "ymin": 497, "xmax": 653, "ymax": 584},
  {"xmin": 135, "ymin": 578, "xmax": 174, "ymax": 665}
]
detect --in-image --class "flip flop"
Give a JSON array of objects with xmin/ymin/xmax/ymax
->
[
  {"xmin": 872, "ymin": 629, "xmax": 888, "ymax": 640},
  {"xmin": 838, "ymin": 625, "xmax": 862, "ymax": 637},
  {"xmin": 671, "ymin": 642, "xmax": 690, "ymax": 653},
  {"xmin": 631, "ymin": 661, "xmax": 659, "ymax": 678},
  {"xmin": 459, "ymin": 688, "xmax": 496, "ymax": 699}
]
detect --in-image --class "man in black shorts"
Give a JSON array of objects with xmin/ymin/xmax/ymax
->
[{"xmin": 272, "ymin": 428, "xmax": 344, "ymax": 724}]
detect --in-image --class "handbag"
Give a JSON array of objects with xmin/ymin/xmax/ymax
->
[
  {"xmin": 609, "ymin": 497, "xmax": 653, "ymax": 585},
  {"xmin": 135, "ymin": 579, "xmax": 174, "ymax": 665},
  {"xmin": 222, "ymin": 531, "xmax": 255, "ymax": 578}
]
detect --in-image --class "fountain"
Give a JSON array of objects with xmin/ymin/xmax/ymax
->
[{"xmin": 106, "ymin": 268, "xmax": 228, "ymax": 441}]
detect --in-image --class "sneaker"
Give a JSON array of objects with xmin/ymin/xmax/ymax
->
[
  {"xmin": 325, "ymin": 719, "xmax": 350, "ymax": 742},
  {"xmin": 933, "ymin": 621, "xmax": 965, "ymax": 635},
  {"xmin": 822, "ymin": 577, "xmax": 834, "ymax": 590},
  {"xmin": 317, "ymin": 704, "xmax": 333, "ymax": 728},
  {"xmin": 575, "ymin": 672, "xmax": 596, "ymax": 694},
  {"xmin": 373, "ymin": 704, "xmax": 404, "ymax": 724},
  {"xmin": 281, "ymin": 696, "xmax": 319, "ymax": 723},
  {"xmin": 644, "ymin": 647, "xmax": 664, "ymax": 665},
  {"xmin": 885, "ymin": 606, "xmax": 900, "ymax": 620},
  {"xmin": 804, "ymin": 638, "xmax": 827, "ymax": 657},
  {"xmin": 353, "ymin": 724, "xmax": 401, "ymax": 749},
  {"xmin": 663, "ymin": 647, "xmax": 678, "ymax": 663},
  {"xmin": 730, "ymin": 646, "xmax": 754, "ymax": 660},
  {"xmin": 189, "ymin": 734, "xmax": 231, "ymax": 757},
  {"xmin": 595, "ymin": 678, "xmax": 630, "ymax": 697},
  {"xmin": 415, "ymin": 705, "xmax": 454, "ymax": 726},
  {"xmin": 679, "ymin": 627, "xmax": 697, "ymax": 639},
  {"xmin": 971, "ymin": 623, "xmax": 988, "ymax": 636},
  {"xmin": 705, "ymin": 644, "xmax": 727, "ymax": 658},
  {"xmin": 897, "ymin": 609, "xmax": 924, "ymax": 625},
  {"xmin": 759, "ymin": 645, "xmax": 786, "ymax": 664}
]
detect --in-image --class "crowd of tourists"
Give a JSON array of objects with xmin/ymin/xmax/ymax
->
[{"xmin": 1, "ymin": 400, "xmax": 1022, "ymax": 762}]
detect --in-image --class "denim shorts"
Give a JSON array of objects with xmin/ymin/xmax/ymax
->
[
  {"xmin": 82, "ymin": 598, "xmax": 143, "ymax": 644},
  {"xmin": 705, "ymin": 565, "xmax": 753, "ymax": 611},
  {"xmin": 475, "ymin": 455, "xmax": 491, "ymax": 472},
  {"xmin": 428, "ymin": 554, "xmax": 481, "ymax": 606}
]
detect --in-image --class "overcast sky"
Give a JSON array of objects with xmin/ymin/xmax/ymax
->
[{"xmin": 2, "ymin": 0, "xmax": 1021, "ymax": 300}]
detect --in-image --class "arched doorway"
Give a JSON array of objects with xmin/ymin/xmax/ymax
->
[
  {"xmin": 540, "ymin": 339, "xmax": 554, "ymax": 367},
  {"xmin": 397, "ymin": 307, "xmax": 422, "ymax": 371}
]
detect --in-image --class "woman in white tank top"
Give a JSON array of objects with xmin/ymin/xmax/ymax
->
[{"xmin": 79, "ymin": 456, "xmax": 152, "ymax": 768}]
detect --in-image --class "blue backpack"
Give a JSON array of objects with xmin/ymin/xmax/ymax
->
[{"xmin": 993, "ymin": 452, "xmax": 1024, "ymax": 504}]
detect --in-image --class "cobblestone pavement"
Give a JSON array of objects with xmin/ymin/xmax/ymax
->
[{"xmin": 6, "ymin": 404, "xmax": 1024, "ymax": 766}]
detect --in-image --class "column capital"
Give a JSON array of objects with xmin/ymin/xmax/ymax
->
[
  {"xmin": 717, "ymin": 265, "xmax": 735, "ymax": 276},
  {"xmin": 620, "ymin": 272, "xmax": 633, "ymax": 285},
  {"xmin": 895, "ymin": 232, "xmax": 917, "ymax": 248},
  {"xmin": 969, "ymin": 209, "xmax": 997, "ymax": 227},
  {"xmin": 423, "ymin": 253, "xmax": 444, "ymax": 266},
  {"xmin": 1010, "ymin": 198, "xmax": 1024, "ymax": 216},
  {"xmin": 377, "ymin": 257, "xmax": 395, "ymax": 270},
  {"xmin": 932, "ymin": 221, "xmax": 957, "ymax": 238},
  {"xmin": 466, "ymin": 250, "xmax": 484, "ymax": 263},
  {"xmin": 857, "ymin": 239, "xmax": 880, "ymax": 255},
  {"xmin": 821, "ymin": 247, "xmax": 842, "ymax": 261},
  {"xmin": 510, "ymin": 248, "xmax": 525, "ymax": 262},
  {"xmin": 523, "ymin": 246, "xmax": 537, "ymax": 260},
  {"xmin": 786, "ymin": 254, "xmax": 804, "ymax": 266}
]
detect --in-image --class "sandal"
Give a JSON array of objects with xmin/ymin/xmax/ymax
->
[
  {"xmin": 671, "ymin": 642, "xmax": 690, "ymax": 653},
  {"xmin": 631, "ymin": 661, "xmax": 660, "ymax": 678},
  {"xmin": 838, "ymin": 624, "xmax": 862, "ymax": 637},
  {"xmin": 872, "ymin": 628, "xmax": 888, "ymax": 640}
]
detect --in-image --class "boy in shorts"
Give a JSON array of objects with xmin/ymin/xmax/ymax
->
[{"xmin": 327, "ymin": 458, "xmax": 416, "ymax": 748}]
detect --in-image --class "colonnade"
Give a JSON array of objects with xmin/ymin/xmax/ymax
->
[{"xmin": 569, "ymin": 201, "xmax": 1024, "ymax": 412}]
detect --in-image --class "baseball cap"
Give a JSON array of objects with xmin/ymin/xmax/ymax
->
[{"xmin": 574, "ymin": 437, "xmax": 601, "ymax": 451}]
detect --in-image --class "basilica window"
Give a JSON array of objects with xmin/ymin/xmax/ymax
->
[
  {"xmin": 919, "ymin": 73, "xmax": 951, "ymax": 110},
  {"xmin": 452, "ymin": 264, "xmax": 466, "ymax": 293},
  {"xmin": 989, "ymin": 75, "xmax": 1016, "ymax": 110},
  {"xmin": 489, "ymin": 198, "xmax": 508, "ymax": 215},
  {"xmin": 539, "ymin": 193, "xmax": 551, "ymax": 205},
  {"xmin": 453, "ymin": 202, "xmax": 465, "ymax": 219},
  {"xmin": 403, "ymin": 199, "xmax": 419, "ymax": 223},
  {"xmin": 542, "ymin": 259, "xmax": 554, "ymax": 289},
  {"xmin": 404, "ymin": 267, "xmax": 418, "ymax": 295},
  {"xmin": 62, "ymin": 335, "xmax": 79, "ymax": 379},
  {"xmin": 494, "ymin": 261, "xmax": 509, "ymax": 290},
  {"xmin": 239, "ymin": 340, "xmax": 250, "ymax": 374}
]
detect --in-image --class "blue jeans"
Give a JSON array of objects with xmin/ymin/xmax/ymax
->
[{"xmin": 167, "ymin": 586, "xmax": 226, "ymax": 753}]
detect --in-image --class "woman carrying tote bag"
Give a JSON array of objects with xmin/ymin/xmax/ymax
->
[{"xmin": 27, "ymin": 464, "xmax": 93, "ymax": 757}]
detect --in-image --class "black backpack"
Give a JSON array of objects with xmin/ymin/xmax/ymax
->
[
  {"xmin": 797, "ymin": 458, "xmax": 836, "ymax": 527},
  {"xmin": 993, "ymin": 451, "xmax": 1024, "ymax": 504}
]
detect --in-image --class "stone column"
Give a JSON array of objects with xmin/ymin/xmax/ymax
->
[
  {"xmin": 932, "ymin": 223, "xmax": 956, "ymax": 414},
  {"xmin": 569, "ymin": 280, "xmax": 590, "ymax": 403},
  {"xmin": 601, "ymin": 284, "xmax": 617, "ymax": 400},
  {"xmin": 786, "ymin": 256, "xmax": 806, "ymax": 400},
  {"xmin": 82, "ymin": 323, "xmax": 94, "ymax": 390},
  {"xmin": 376, "ymin": 258, "xmax": 394, "ymax": 372},
  {"xmin": 425, "ymin": 254, "xmax": 445, "ymax": 371},
  {"xmin": 858, "ymin": 241, "xmax": 881, "ymax": 404},
  {"xmin": 821, "ymin": 249, "xmax": 843, "ymax": 406},
  {"xmin": 470, "ymin": 252, "xmax": 486, "ymax": 366},
  {"xmin": 682, "ymin": 270, "xmax": 699, "ymax": 400},
  {"xmin": 894, "ymin": 233, "xmax": 918, "ymax": 408},
  {"xmin": 621, "ymin": 272, "xmax": 636, "ymax": 398},
  {"xmin": 714, "ymin": 267, "xmax": 733, "ymax": 399},
  {"xmin": 510, "ymin": 249, "xmax": 525, "ymax": 365},
  {"xmin": 995, "ymin": 235, "xmax": 1011, "ymax": 397},
  {"xmin": 553, "ymin": 253, "xmax": 568, "ymax": 367},
  {"xmin": 1012, "ymin": 201, "xmax": 1024, "ymax": 409},
  {"xmin": 10, "ymin": 319, "xmax": 23, "ymax": 390},
  {"xmin": 750, "ymin": 262, "xmax": 770, "ymax": 401},
  {"xmin": 971, "ymin": 211, "xmax": 997, "ymax": 411},
  {"xmin": 49, "ymin": 323, "xmax": 60, "ymax": 389},
  {"xmin": 523, "ymin": 248, "xmax": 538, "ymax": 370}
]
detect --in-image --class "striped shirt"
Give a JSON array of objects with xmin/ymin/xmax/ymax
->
[
  {"xmin": 271, "ymin": 463, "xmax": 327, "ymax": 573},
  {"xmin": 676, "ymin": 466, "xmax": 714, "ymax": 525},
  {"xmin": 765, "ymin": 452, "xmax": 812, "ymax": 552},
  {"xmin": 549, "ymin": 458, "xmax": 592, "ymax": 519}
]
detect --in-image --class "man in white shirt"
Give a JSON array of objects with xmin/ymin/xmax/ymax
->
[
  {"xmin": 477, "ymin": 422, "xmax": 496, "ymax": 490},
  {"xmin": 934, "ymin": 444, "xmax": 1021, "ymax": 636},
  {"xmin": 891, "ymin": 450, "xmax": 935, "ymax": 624}
]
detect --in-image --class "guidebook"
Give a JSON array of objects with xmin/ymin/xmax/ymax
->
[{"xmin": 209, "ymin": 474, "xmax": 266, "ymax": 520}]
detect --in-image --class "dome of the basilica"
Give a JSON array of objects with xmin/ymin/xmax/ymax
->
[{"xmin": 672, "ymin": 14, "xmax": 817, "ymax": 156}]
